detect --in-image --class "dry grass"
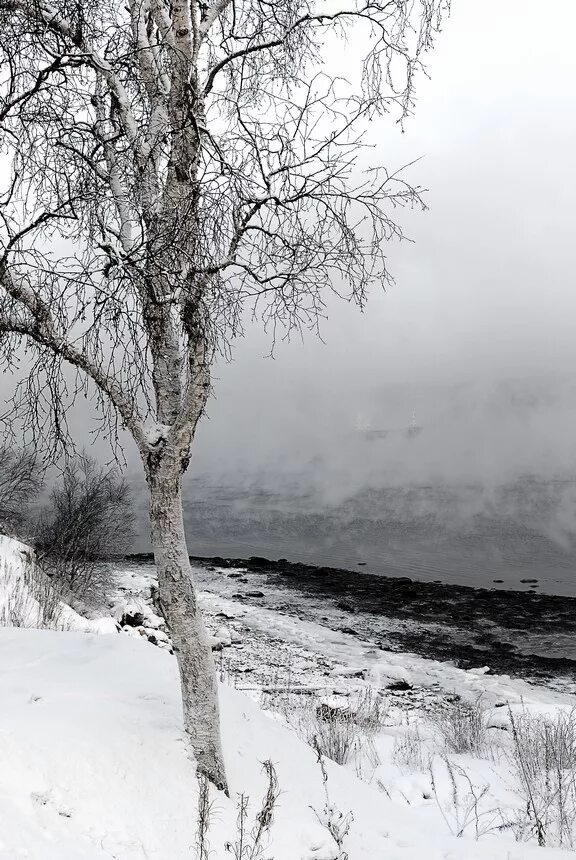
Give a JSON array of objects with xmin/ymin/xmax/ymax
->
[
  {"xmin": 508, "ymin": 706, "xmax": 576, "ymax": 848},
  {"xmin": 225, "ymin": 760, "xmax": 280, "ymax": 859},
  {"xmin": 312, "ymin": 749, "xmax": 353, "ymax": 860},
  {"xmin": 292, "ymin": 687, "xmax": 388, "ymax": 767},
  {"xmin": 393, "ymin": 724, "xmax": 428, "ymax": 773},
  {"xmin": 429, "ymin": 756, "xmax": 506, "ymax": 840},
  {"xmin": 195, "ymin": 762, "xmax": 280, "ymax": 860},
  {"xmin": 431, "ymin": 696, "xmax": 488, "ymax": 755}
]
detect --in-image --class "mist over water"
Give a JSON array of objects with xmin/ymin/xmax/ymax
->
[
  {"xmin": 146, "ymin": 1, "xmax": 576, "ymax": 593},
  {"xmin": 127, "ymin": 370, "xmax": 576, "ymax": 595}
]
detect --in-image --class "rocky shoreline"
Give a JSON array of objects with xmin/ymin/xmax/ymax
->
[{"xmin": 126, "ymin": 552, "xmax": 576, "ymax": 687}]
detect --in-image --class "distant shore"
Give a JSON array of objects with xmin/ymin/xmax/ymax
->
[{"xmin": 126, "ymin": 552, "xmax": 576, "ymax": 688}]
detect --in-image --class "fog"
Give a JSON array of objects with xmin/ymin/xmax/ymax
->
[{"xmin": 189, "ymin": 0, "xmax": 576, "ymax": 500}]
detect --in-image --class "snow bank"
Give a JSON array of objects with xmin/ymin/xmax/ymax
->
[
  {"xmin": 0, "ymin": 533, "xmax": 34, "ymax": 577},
  {"xmin": 0, "ymin": 626, "xmax": 570, "ymax": 859},
  {"xmin": 0, "ymin": 534, "xmax": 116, "ymax": 635}
]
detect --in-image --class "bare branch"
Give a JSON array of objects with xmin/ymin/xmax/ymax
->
[{"xmin": 0, "ymin": 266, "xmax": 147, "ymax": 449}]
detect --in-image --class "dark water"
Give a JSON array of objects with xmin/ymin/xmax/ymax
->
[{"xmin": 134, "ymin": 475, "xmax": 576, "ymax": 596}]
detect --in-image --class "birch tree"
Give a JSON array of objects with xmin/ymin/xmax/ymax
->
[{"xmin": 0, "ymin": 0, "xmax": 449, "ymax": 790}]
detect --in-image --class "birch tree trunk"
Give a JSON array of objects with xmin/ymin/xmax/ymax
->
[
  {"xmin": 0, "ymin": 0, "xmax": 447, "ymax": 798},
  {"xmin": 146, "ymin": 450, "xmax": 227, "ymax": 793}
]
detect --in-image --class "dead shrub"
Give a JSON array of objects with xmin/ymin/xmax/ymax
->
[
  {"xmin": 307, "ymin": 708, "xmax": 359, "ymax": 766},
  {"xmin": 195, "ymin": 763, "xmax": 279, "ymax": 860},
  {"xmin": 508, "ymin": 706, "xmax": 576, "ymax": 848},
  {"xmin": 225, "ymin": 760, "xmax": 280, "ymax": 859},
  {"xmin": 312, "ymin": 749, "xmax": 353, "ymax": 860},
  {"xmin": 35, "ymin": 455, "xmax": 133, "ymax": 600},
  {"xmin": 393, "ymin": 724, "xmax": 427, "ymax": 773},
  {"xmin": 429, "ymin": 756, "xmax": 506, "ymax": 840},
  {"xmin": 431, "ymin": 696, "xmax": 487, "ymax": 755}
]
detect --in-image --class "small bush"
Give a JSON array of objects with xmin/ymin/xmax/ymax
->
[
  {"xmin": 307, "ymin": 709, "xmax": 359, "ymax": 766},
  {"xmin": 350, "ymin": 687, "xmax": 389, "ymax": 734},
  {"xmin": 286, "ymin": 687, "xmax": 388, "ymax": 768},
  {"xmin": 35, "ymin": 455, "xmax": 133, "ymax": 599},
  {"xmin": 431, "ymin": 697, "xmax": 487, "ymax": 755}
]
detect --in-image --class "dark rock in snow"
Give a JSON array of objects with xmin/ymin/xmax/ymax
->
[
  {"xmin": 247, "ymin": 557, "xmax": 270, "ymax": 568},
  {"xmin": 121, "ymin": 611, "xmax": 146, "ymax": 628},
  {"xmin": 245, "ymin": 591, "xmax": 265, "ymax": 598},
  {"xmin": 211, "ymin": 557, "xmax": 231, "ymax": 567},
  {"xmin": 386, "ymin": 679, "xmax": 413, "ymax": 691}
]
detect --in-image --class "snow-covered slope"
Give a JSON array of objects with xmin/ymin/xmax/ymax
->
[
  {"xmin": 2, "ymin": 538, "xmax": 575, "ymax": 858},
  {"xmin": 0, "ymin": 534, "xmax": 116, "ymax": 634},
  {"xmin": 0, "ymin": 625, "xmax": 571, "ymax": 860}
]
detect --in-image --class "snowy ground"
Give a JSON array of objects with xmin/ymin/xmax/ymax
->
[
  {"xmin": 118, "ymin": 561, "xmax": 574, "ymax": 711},
  {"xmin": 2, "ymin": 626, "xmax": 571, "ymax": 860},
  {"xmin": 2, "ymin": 539, "xmax": 576, "ymax": 858}
]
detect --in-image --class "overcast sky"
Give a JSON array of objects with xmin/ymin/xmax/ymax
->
[{"xmin": 188, "ymin": 0, "xmax": 576, "ymax": 489}]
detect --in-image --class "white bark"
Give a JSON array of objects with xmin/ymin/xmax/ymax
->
[
  {"xmin": 0, "ymin": 0, "xmax": 447, "ymax": 798},
  {"xmin": 146, "ymin": 450, "xmax": 228, "ymax": 793}
]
